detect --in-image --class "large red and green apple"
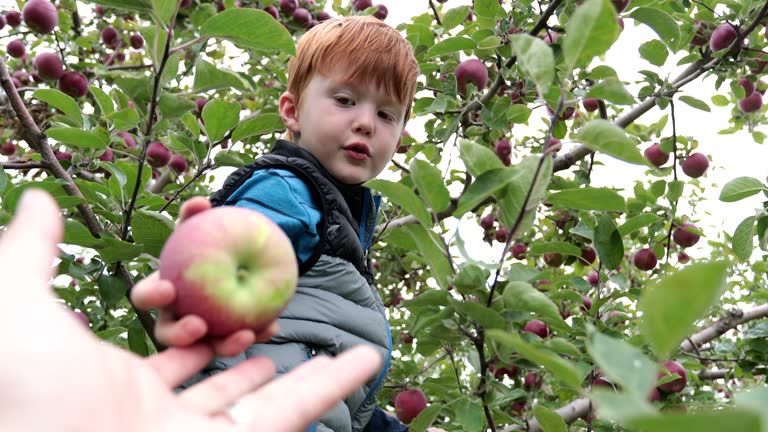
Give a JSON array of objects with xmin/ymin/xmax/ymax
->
[{"xmin": 159, "ymin": 207, "xmax": 299, "ymax": 337}]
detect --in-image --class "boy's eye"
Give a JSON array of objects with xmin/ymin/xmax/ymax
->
[
  {"xmin": 335, "ymin": 97, "xmax": 353, "ymax": 105},
  {"xmin": 378, "ymin": 111, "xmax": 393, "ymax": 121}
]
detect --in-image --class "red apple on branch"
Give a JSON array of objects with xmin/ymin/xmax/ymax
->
[
  {"xmin": 159, "ymin": 206, "xmax": 299, "ymax": 337},
  {"xmin": 394, "ymin": 388, "xmax": 427, "ymax": 424},
  {"xmin": 22, "ymin": 0, "xmax": 58, "ymax": 34}
]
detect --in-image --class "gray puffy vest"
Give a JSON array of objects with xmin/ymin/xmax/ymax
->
[{"xmin": 205, "ymin": 140, "xmax": 392, "ymax": 432}]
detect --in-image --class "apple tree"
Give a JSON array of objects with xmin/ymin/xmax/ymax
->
[{"xmin": 1, "ymin": 0, "xmax": 768, "ymax": 431}]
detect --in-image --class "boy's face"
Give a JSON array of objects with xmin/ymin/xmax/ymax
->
[{"xmin": 279, "ymin": 69, "xmax": 406, "ymax": 185}]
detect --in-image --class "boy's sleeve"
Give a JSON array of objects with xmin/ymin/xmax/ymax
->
[
  {"xmin": 224, "ymin": 167, "xmax": 322, "ymax": 265},
  {"xmin": 363, "ymin": 407, "xmax": 409, "ymax": 432}
]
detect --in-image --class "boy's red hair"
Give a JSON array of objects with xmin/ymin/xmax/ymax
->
[{"xmin": 286, "ymin": 15, "xmax": 419, "ymax": 123}]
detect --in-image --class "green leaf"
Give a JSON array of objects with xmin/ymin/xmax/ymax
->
[
  {"xmin": 427, "ymin": 36, "xmax": 476, "ymax": 57},
  {"xmin": 131, "ymin": 210, "xmax": 174, "ymax": 258},
  {"xmin": 97, "ymin": 274, "xmax": 129, "ymax": 306},
  {"xmin": 0, "ymin": 166, "xmax": 6, "ymax": 195},
  {"xmin": 193, "ymin": 59, "xmax": 250, "ymax": 92},
  {"xmin": 451, "ymin": 299, "xmax": 506, "ymax": 329},
  {"xmin": 201, "ymin": 100, "xmax": 241, "ymax": 143},
  {"xmin": 401, "ymin": 224, "xmax": 452, "ymax": 290},
  {"xmin": 509, "ymin": 34, "xmax": 554, "ymax": 93},
  {"xmin": 548, "ymin": 187, "xmax": 625, "ymax": 212},
  {"xmin": 458, "ymin": 140, "xmax": 504, "ymax": 177},
  {"xmin": 214, "ymin": 151, "xmax": 245, "ymax": 168},
  {"xmin": 33, "ymin": 89, "xmax": 83, "ymax": 126},
  {"xmin": 46, "ymin": 128, "xmax": 109, "ymax": 149},
  {"xmin": 128, "ymin": 322, "xmax": 150, "ymax": 356},
  {"xmin": 151, "ymin": 0, "xmax": 176, "ymax": 23},
  {"xmin": 629, "ymin": 7, "xmax": 681, "ymax": 50},
  {"xmin": 83, "ymin": 0, "xmax": 151, "ymax": 12},
  {"xmin": 585, "ymin": 78, "xmax": 635, "ymax": 105},
  {"xmin": 711, "ymin": 94, "xmax": 729, "ymax": 107},
  {"xmin": 678, "ymin": 95, "xmax": 710, "ymax": 112},
  {"xmin": 639, "ymin": 261, "xmax": 729, "ymax": 359},
  {"xmin": 367, "ymin": 179, "xmax": 433, "ymax": 228},
  {"xmin": 720, "ymin": 177, "xmax": 766, "ymax": 202},
  {"xmin": 474, "ymin": 0, "xmax": 504, "ymax": 18},
  {"xmin": 562, "ymin": 0, "xmax": 621, "ymax": 71},
  {"xmin": 454, "ymin": 168, "xmax": 513, "ymax": 217},
  {"xmin": 486, "ymin": 330, "xmax": 583, "ymax": 388},
  {"xmin": 442, "ymin": 6, "xmax": 471, "ymax": 31},
  {"xmin": 158, "ymin": 93, "xmax": 197, "ymax": 120},
  {"xmin": 497, "ymin": 156, "xmax": 553, "ymax": 233},
  {"xmin": 619, "ymin": 213, "xmax": 662, "ymax": 236},
  {"xmin": 626, "ymin": 410, "xmax": 762, "ymax": 432},
  {"xmin": 95, "ymin": 238, "xmax": 144, "ymax": 263},
  {"xmin": 587, "ymin": 331, "xmax": 656, "ymax": 399},
  {"xmin": 732, "ymin": 216, "xmax": 756, "ymax": 261},
  {"xmin": 529, "ymin": 241, "xmax": 583, "ymax": 257},
  {"xmin": 502, "ymin": 281, "xmax": 569, "ymax": 333},
  {"xmin": 89, "ymin": 85, "xmax": 115, "ymax": 115},
  {"xmin": 594, "ymin": 213, "xmax": 623, "ymax": 270},
  {"xmin": 507, "ymin": 104, "xmax": 533, "ymax": 123},
  {"xmin": 106, "ymin": 107, "xmax": 141, "ymax": 130},
  {"xmin": 575, "ymin": 119, "xmax": 647, "ymax": 165},
  {"xmin": 454, "ymin": 399, "xmax": 484, "ymax": 432},
  {"xmin": 232, "ymin": 113, "xmax": 283, "ymax": 142},
  {"xmin": 533, "ymin": 405, "xmax": 567, "ymax": 432},
  {"xmin": 200, "ymin": 9, "xmax": 295, "ymax": 55},
  {"xmin": 410, "ymin": 159, "xmax": 451, "ymax": 212},
  {"xmin": 667, "ymin": 180, "xmax": 684, "ymax": 202},
  {"xmin": 63, "ymin": 219, "xmax": 101, "ymax": 247},
  {"xmin": 638, "ymin": 39, "xmax": 669, "ymax": 66},
  {"xmin": 407, "ymin": 404, "xmax": 442, "ymax": 432}
]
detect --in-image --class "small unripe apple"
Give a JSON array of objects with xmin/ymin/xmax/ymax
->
[
  {"xmin": 195, "ymin": 97, "xmax": 208, "ymax": 115},
  {"xmin": 159, "ymin": 207, "xmax": 299, "ymax": 337},
  {"xmin": 101, "ymin": 26, "xmax": 120, "ymax": 48},
  {"xmin": 280, "ymin": 0, "xmax": 297, "ymax": 14},
  {"xmin": 400, "ymin": 331, "xmax": 413, "ymax": 344},
  {"xmin": 394, "ymin": 389, "xmax": 427, "ymax": 424},
  {"xmin": 673, "ymin": 222, "xmax": 700, "ymax": 248},
  {"xmin": 738, "ymin": 77, "xmax": 755, "ymax": 97},
  {"xmin": 681, "ymin": 152, "xmax": 709, "ymax": 178},
  {"xmin": 750, "ymin": 52, "xmax": 767, "ymax": 74},
  {"xmin": 55, "ymin": 150, "xmax": 72, "ymax": 161},
  {"xmin": 12, "ymin": 70, "xmax": 30, "ymax": 85},
  {"xmin": 0, "ymin": 15, "xmax": 6, "ymax": 29},
  {"xmin": 98, "ymin": 148, "xmax": 114, "ymax": 162},
  {"xmin": 7, "ymin": 39, "xmax": 26, "ymax": 58},
  {"xmin": 543, "ymin": 252, "xmax": 563, "ymax": 268},
  {"xmin": 611, "ymin": 0, "xmax": 630, "ymax": 12},
  {"xmin": 581, "ymin": 295, "xmax": 593, "ymax": 313},
  {"xmin": 592, "ymin": 370, "xmax": 616, "ymax": 389},
  {"xmin": 677, "ymin": 252, "xmax": 690, "ymax": 263},
  {"xmin": 510, "ymin": 401, "xmax": 527, "ymax": 415},
  {"xmin": 587, "ymin": 271, "xmax": 599, "ymax": 287},
  {"xmin": 644, "ymin": 143, "xmax": 669, "ymax": 167},
  {"xmin": 353, "ymin": 0, "xmax": 373, "ymax": 10},
  {"xmin": 33, "ymin": 52, "xmax": 64, "ymax": 81},
  {"xmin": 316, "ymin": 10, "xmax": 331, "ymax": 21},
  {"xmin": 117, "ymin": 131, "xmax": 137, "ymax": 149},
  {"xmin": 738, "ymin": 91, "xmax": 763, "ymax": 113},
  {"xmin": 454, "ymin": 58, "xmax": 488, "ymax": 96},
  {"xmin": 512, "ymin": 242, "xmax": 527, "ymax": 260},
  {"xmin": 22, "ymin": 0, "xmax": 58, "ymax": 34},
  {"xmin": 130, "ymin": 33, "xmax": 144, "ymax": 49},
  {"xmin": 582, "ymin": 98, "xmax": 599, "ymax": 112},
  {"xmin": 495, "ymin": 138, "xmax": 512, "ymax": 158},
  {"xmin": 542, "ymin": 31, "xmax": 561, "ymax": 45},
  {"xmin": 180, "ymin": 0, "xmax": 193, "ymax": 7},
  {"xmin": 169, "ymin": 153, "xmax": 189, "ymax": 173},
  {"xmin": 5, "ymin": 10, "xmax": 22, "ymax": 27},
  {"xmin": 480, "ymin": 214, "xmax": 495, "ymax": 230},
  {"xmin": 710, "ymin": 24, "xmax": 738, "ymax": 52},
  {"xmin": 292, "ymin": 7, "xmax": 311, "ymax": 27},
  {"xmin": 633, "ymin": 248, "xmax": 657, "ymax": 271},
  {"xmin": 648, "ymin": 387, "xmax": 661, "ymax": 402},
  {"xmin": 523, "ymin": 372, "xmax": 543, "ymax": 390},
  {"xmin": 58, "ymin": 71, "xmax": 89, "ymax": 98},
  {"xmin": 147, "ymin": 141, "xmax": 171, "ymax": 167},
  {"xmin": 690, "ymin": 20, "xmax": 711, "ymax": 47},
  {"xmin": 657, "ymin": 360, "xmax": 687, "ymax": 393},
  {"xmin": 579, "ymin": 246, "xmax": 597, "ymax": 265},
  {"xmin": 264, "ymin": 5, "xmax": 279, "ymax": 19},
  {"xmin": 523, "ymin": 319, "xmax": 550, "ymax": 338},
  {"xmin": 0, "ymin": 140, "xmax": 17, "ymax": 156},
  {"xmin": 489, "ymin": 363, "xmax": 518, "ymax": 379},
  {"xmin": 373, "ymin": 4, "xmax": 388, "ymax": 20},
  {"xmin": 494, "ymin": 227, "xmax": 508, "ymax": 243}
]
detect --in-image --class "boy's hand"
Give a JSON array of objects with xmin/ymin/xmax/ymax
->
[{"xmin": 131, "ymin": 197, "xmax": 278, "ymax": 357}]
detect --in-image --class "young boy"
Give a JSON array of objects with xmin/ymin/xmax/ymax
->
[{"xmin": 138, "ymin": 15, "xmax": 420, "ymax": 432}]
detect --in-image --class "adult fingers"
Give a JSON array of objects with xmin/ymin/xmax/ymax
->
[
  {"xmin": 130, "ymin": 272, "xmax": 175, "ymax": 310},
  {"xmin": 179, "ymin": 197, "xmax": 211, "ymax": 222},
  {"xmin": 209, "ymin": 322, "xmax": 278, "ymax": 357},
  {"xmin": 237, "ymin": 346, "xmax": 381, "ymax": 431},
  {"xmin": 144, "ymin": 344, "xmax": 214, "ymax": 388},
  {"xmin": 0, "ymin": 189, "xmax": 63, "ymax": 299},
  {"xmin": 178, "ymin": 356, "xmax": 276, "ymax": 415}
]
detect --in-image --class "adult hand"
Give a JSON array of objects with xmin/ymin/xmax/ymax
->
[
  {"xmin": 130, "ymin": 196, "xmax": 272, "ymax": 357},
  {"xmin": 0, "ymin": 189, "xmax": 381, "ymax": 432}
]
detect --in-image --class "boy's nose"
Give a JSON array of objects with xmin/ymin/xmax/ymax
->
[{"xmin": 352, "ymin": 108, "xmax": 375, "ymax": 136}]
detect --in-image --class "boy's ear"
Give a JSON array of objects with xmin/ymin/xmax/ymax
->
[{"xmin": 279, "ymin": 91, "xmax": 300, "ymax": 135}]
